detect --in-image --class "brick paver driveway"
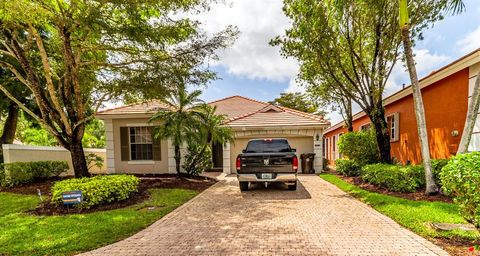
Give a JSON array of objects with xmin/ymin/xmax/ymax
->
[{"xmin": 82, "ymin": 175, "xmax": 447, "ymax": 256}]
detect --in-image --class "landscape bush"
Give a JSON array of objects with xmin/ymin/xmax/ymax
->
[
  {"xmin": 361, "ymin": 164, "xmax": 424, "ymax": 192},
  {"xmin": 338, "ymin": 130, "xmax": 379, "ymax": 166},
  {"xmin": 51, "ymin": 175, "xmax": 140, "ymax": 209},
  {"xmin": 430, "ymin": 159, "xmax": 449, "ymax": 186},
  {"xmin": 182, "ymin": 144, "xmax": 212, "ymax": 176},
  {"xmin": 336, "ymin": 159, "xmax": 362, "ymax": 176},
  {"xmin": 440, "ymin": 152, "xmax": 480, "ymax": 228},
  {"xmin": 1, "ymin": 161, "xmax": 69, "ymax": 187}
]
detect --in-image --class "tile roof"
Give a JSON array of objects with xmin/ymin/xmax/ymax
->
[
  {"xmin": 97, "ymin": 100, "xmax": 171, "ymax": 115},
  {"xmin": 96, "ymin": 95, "xmax": 330, "ymax": 127}
]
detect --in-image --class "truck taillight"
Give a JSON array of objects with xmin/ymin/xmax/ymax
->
[
  {"xmin": 236, "ymin": 157, "xmax": 241, "ymax": 171},
  {"xmin": 293, "ymin": 156, "xmax": 298, "ymax": 171}
]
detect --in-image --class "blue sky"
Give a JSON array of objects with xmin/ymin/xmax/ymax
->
[{"xmin": 196, "ymin": 0, "xmax": 480, "ymax": 124}]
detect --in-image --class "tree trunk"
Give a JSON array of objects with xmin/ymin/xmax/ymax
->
[
  {"xmin": 345, "ymin": 100, "xmax": 353, "ymax": 132},
  {"xmin": 174, "ymin": 144, "xmax": 181, "ymax": 175},
  {"xmin": 0, "ymin": 102, "xmax": 19, "ymax": 162},
  {"xmin": 457, "ymin": 72, "xmax": 480, "ymax": 154},
  {"xmin": 368, "ymin": 103, "xmax": 391, "ymax": 163},
  {"xmin": 401, "ymin": 26, "xmax": 438, "ymax": 195},
  {"xmin": 69, "ymin": 139, "xmax": 90, "ymax": 178},
  {"xmin": 0, "ymin": 102, "xmax": 19, "ymax": 144}
]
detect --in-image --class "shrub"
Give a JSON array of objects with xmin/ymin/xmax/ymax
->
[
  {"xmin": 182, "ymin": 144, "xmax": 212, "ymax": 176},
  {"xmin": 336, "ymin": 159, "xmax": 361, "ymax": 176},
  {"xmin": 440, "ymin": 153, "xmax": 480, "ymax": 228},
  {"xmin": 361, "ymin": 164, "xmax": 424, "ymax": 192},
  {"xmin": 0, "ymin": 164, "xmax": 6, "ymax": 187},
  {"xmin": 338, "ymin": 130, "xmax": 379, "ymax": 166},
  {"xmin": 430, "ymin": 159, "xmax": 449, "ymax": 186},
  {"xmin": 51, "ymin": 175, "xmax": 140, "ymax": 209},
  {"xmin": 1, "ymin": 161, "xmax": 68, "ymax": 187}
]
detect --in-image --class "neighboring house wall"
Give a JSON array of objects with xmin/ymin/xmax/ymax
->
[
  {"xmin": 325, "ymin": 68, "xmax": 470, "ymax": 165},
  {"xmin": 111, "ymin": 118, "xmax": 169, "ymax": 174},
  {"xmin": 468, "ymin": 62, "xmax": 480, "ymax": 151},
  {"xmin": 2, "ymin": 144, "xmax": 106, "ymax": 175}
]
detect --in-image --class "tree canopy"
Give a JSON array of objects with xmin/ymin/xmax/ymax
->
[
  {"xmin": 270, "ymin": 92, "xmax": 323, "ymax": 115},
  {"xmin": 0, "ymin": 0, "xmax": 237, "ymax": 177}
]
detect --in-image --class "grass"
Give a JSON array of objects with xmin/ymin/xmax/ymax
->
[
  {"xmin": 0, "ymin": 188, "xmax": 198, "ymax": 256},
  {"xmin": 320, "ymin": 174, "xmax": 479, "ymax": 241}
]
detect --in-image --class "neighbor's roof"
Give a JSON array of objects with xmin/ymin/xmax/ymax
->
[{"xmin": 97, "ymin": 95, "xmax": 330, "ymax": 128}]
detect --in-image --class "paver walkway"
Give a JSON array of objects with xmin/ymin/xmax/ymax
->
[{"xmin": 81, "ymin": 175, "xmax": 448, "ymax": 256}]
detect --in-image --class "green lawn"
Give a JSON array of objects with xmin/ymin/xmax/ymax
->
[
  {"xmin": 320, "ymin": 174, "xmax": 479, "ymax": 241},
  {"xmin": 0, "ymin": 189, "xmax": 198, "ymax": 256}
]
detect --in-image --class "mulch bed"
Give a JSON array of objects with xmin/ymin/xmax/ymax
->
[
  {"xmin": 333, "ymin": 172, "xmax": 452, "ymax": 203},
  {"xmin": 1, "ymin": 174, "xmax": 216, "ymax": 216}
]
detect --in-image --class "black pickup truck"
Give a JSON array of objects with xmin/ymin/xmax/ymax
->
[{"xmin": 236, "ymin": 138, "xmax": 298, "ymax": 191}]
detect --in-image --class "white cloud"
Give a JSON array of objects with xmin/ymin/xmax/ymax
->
[
  {"xmin": 285, "ymin": 77, "xmax": 305, "ymax": 93},
  {"xmin": 456, "ymin": 26, "xmax": 480, "ymax": 54},
  {"xmin": 195, "ymin": 0, "xmax": 298, "ymax": 82}
]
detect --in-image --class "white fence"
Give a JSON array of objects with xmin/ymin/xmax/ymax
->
[{"xmin": 2, "ymin": 144, "xmax": 107, "ymax": 175}]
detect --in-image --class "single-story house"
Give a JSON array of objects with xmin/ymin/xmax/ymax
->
[
  {"xmin": 96, "ymin": 96, "xmax": 330, "ymax": 174},
  {"xmin": 324, "ymin": 48, "xmax": 480, "ymax": 165}
]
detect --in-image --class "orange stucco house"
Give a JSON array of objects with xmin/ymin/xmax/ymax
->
[{"xmin": 324, "ymin": 49, "xmax": 480, "ymax": 165}]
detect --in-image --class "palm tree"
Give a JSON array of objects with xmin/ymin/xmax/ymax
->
[
  {"xmin": 183, "ymin": 105, "xmax": 234, "ymax": 173},
  {"xmin": 398, "ymin": 0, "xmax": 465, "ymax": 195},
  {"xmin": 149, "ymin": 87, "xmax": 204, "ymax": 174}
]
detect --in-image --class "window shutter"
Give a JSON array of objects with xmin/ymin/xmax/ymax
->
[
  {"xmin": 120, "ymin": 127, "xmax": 130, "ymax": 161},
  {"xmin": 152, "ymin": 127, "xmax": 161, "ymax": 161},
  {"xmin": 394, "ymin": 112, "xmax": 400, "ymax": 141}
]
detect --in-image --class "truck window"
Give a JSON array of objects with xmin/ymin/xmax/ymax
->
[{"xmin": 245, "ymin": 139, "xmax": 291, "ymax": 153}]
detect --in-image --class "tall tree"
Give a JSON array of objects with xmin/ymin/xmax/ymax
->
[
  {"xmin": 270, "ymin": 92, "xmax": 323, "ymax": 115},
  {"xmin": 149, "ymin": 87, "xmax": 204, "ymax": 175},
  {"xmin": 0, "ymin": 66, "xmax": 31, "ymax": 160},
  {"xmin": 273, "ymin": 0, "xmax": 400, "ymax": 163},
  {"xmin": 183, "ymin": 104, "xmax": 234, "ymax": 174},
  {"xmin": 0, "ymin": 0, "xmax": 236, "ymax": 177},
  {"xmin": 398, "ymin": 0, "xmax": 465, "ymax": 194},
  {"xmin": 273, "ymin": 0, "xmax": 450, "ymax": 163}
]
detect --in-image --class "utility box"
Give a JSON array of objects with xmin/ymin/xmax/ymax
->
[{"xmin": 300, "ymin": 153, "xmax": 316, "ymax": 174}]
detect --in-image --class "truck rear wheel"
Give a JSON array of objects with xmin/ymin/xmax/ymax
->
[
  {"xmin": 288, "ymin": 181, "xmax": 297, "ymax": 191},
  {"xmin": 239, "ymin": 181, "xmax": 249, "ymax": 191}
]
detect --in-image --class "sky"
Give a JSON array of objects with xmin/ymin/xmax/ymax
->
[{"xmin": 194, "ymin": 0, "xmax": 480, "ymax": 124}]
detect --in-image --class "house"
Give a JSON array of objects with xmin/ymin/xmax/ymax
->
[
  {"xmin": 96, "ymin": 96, "xmax": 330, "ymax": 174},
  {"xmin": 324, "ymin": 49, "xmax": 480, "ymax": 165}
]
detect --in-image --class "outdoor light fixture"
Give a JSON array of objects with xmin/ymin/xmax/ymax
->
[
  {"xmin": 451, "ymin": 130, "xmax": 459, "ymax": 137},
  {"xmin": 316, "ymin": 134, "xmax": 320, "ymax": 141}
]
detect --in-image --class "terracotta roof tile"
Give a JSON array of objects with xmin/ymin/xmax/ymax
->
[
  {"xmin": 96, "ymin": 95, "xmax": 330, "ymax": 127},
  {"xmin": 97, "ymin": 100, "xmax": 171, "ymax": 115}
]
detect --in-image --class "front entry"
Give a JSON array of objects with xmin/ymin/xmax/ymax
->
[{"xmin": 212, "ymin": 142, "xmax": 223, "ymax": 168}]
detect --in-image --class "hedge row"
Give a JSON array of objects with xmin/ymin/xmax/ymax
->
[
  {"xmin": 0, "ymin": 161, "xmax": 69, "ymax": 187},
  {"xmin": 440, "ymin": 152, "xmax": 480, "ymax": 228},
  {"xmin": 51, "ymin": 175, "xmax": 140, "ymax": 209},
  {"xmin": 335, "ymin": 159, "xmax": 449, "ymax": 193}
]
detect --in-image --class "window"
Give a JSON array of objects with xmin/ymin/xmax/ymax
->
[
  {"xmin": 129, "ymin": 127, "xmax": 153, "ymax": 160},
  {"xmin": 245, "ymin": 139, "xmax": 291, "ymax": 153},
  {"xmin": 323, "ymin": 138, "xmax": 327, "ymax": 157},
  {"xmin": 332, "ymin": 135, "xmax": 336, "ymax": 160},
  {"xmin": 360, "ymin": 123, "xmax": 371, "ymax": 131},
  {"xmin": 387, "ymin": 113, "xmax": 400, "ymax": 142}
]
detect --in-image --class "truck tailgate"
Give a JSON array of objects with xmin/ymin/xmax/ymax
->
[{"xmin": 239, "ymin": 153, "xmax": 295, "ymax": 173}]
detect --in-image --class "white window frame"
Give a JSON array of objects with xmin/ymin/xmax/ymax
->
[
  {"xmin": 129, "ymin": 126, "xmax": 154, "ymax": 161},
  {"xmin": 387, "ymin": 113, "xmax": 400, "ymax": 142}
]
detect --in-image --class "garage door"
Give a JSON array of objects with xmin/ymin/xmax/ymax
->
[{"xmin": 230, "ymin": 136, "xmax": 313, "ymax": 173}]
